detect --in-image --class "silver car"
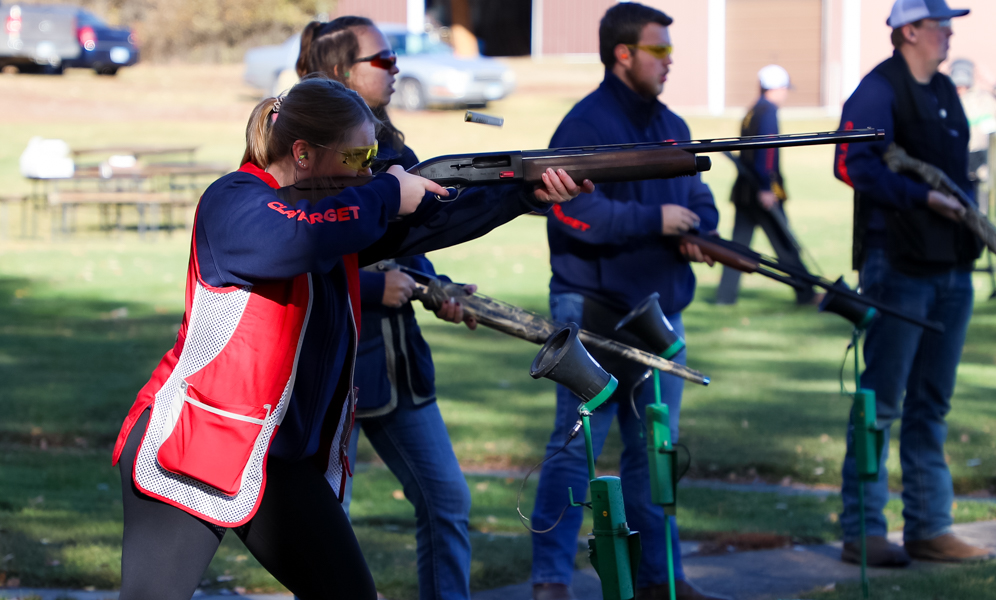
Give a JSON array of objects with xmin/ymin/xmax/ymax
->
[{"xmin": 242, "ymin": 23, "xmax": 515, "ymax": 110}]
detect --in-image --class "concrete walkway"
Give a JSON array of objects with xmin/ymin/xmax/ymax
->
[
  {"xmin": 471, "ymin": 521, "xmax": 996, "ymax": 600},
  {"xmin": 3, "ymin": 519, "xmax": 993, "ymax": 600}
]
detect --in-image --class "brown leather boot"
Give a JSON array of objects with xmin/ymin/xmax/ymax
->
[
  {"xmin": 905, "ymin": 534, "xmax": 995, "ymax": 562},
  {"xmin": 532, "ymin": 583, "xmax": 576, "ymax": 600},
  {"xmin": 635, "ymin": 579, "xmax": 731, "ymax": 600},
  {"xmin": 841, "ymin": 535, "xmax": 911, "ymax": 567}
]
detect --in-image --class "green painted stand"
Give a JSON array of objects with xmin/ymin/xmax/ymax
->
[
  {"xmin": 847, "ymin": 326, "xmax": 885, "ymax": 600},
  {"xmin": 567, "ymin": 377, "xmax": 644, "ymax": 600},
  {"xmin": 646, "ymin": 398, "xmax": 677, "ymax": 600},
  {"xmin": 645, "ymin": 339, "xmax": 683, "ymax": 600}
]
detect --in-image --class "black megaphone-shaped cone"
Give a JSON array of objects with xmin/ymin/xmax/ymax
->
[
  {"xmin": 615, "ymin": 292, "xmax": 686, "ymax": 359},
  {"xmin": 530, "ymin": 323, "xmax": 614, "ymax": 402},
  {"xmin": 819, "ymin": 277, "xmax": 877, "ymax": 329}
]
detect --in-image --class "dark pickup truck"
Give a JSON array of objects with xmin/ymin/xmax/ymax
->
[{"xmin": 2, "ymin": 3, "xmax": 139, "ymax": 74}]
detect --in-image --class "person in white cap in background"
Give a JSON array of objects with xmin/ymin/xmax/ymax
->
[
  {"xmin": 716, "ymin": 64, "xmax": 821, "ymax": 305},
  {"xmin": 833, "ymin": 0, "xmax": 994, "ymax": 567},
  {"xmin": 949, "ymin": 58, "xmax": 996, "ymax": 185}
]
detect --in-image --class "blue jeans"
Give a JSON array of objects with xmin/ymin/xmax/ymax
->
[
  {"xmin": 531, "ymin": 293, "xmax": 686, "ymax": 588},
  {"xmin": 840, "ymin": 248, "xmax": 974, "ymax": 542},
  {"xmin": 342, "ymin": 401, "xmax": 472, "ymax": 600}
]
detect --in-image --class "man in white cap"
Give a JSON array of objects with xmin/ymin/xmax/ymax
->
[
  {"xmin": 716, "ymin": 64, "xmax": 820, "ymax": 305},
  {"xmin": 833, "ymin": 0, "xmax": 993, "ymax": 566}
]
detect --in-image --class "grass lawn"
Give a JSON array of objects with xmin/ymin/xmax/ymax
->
[
  {"xmin": 0, "ymin": 63, "xmax": 993, "ymax": 597},
  {"xmin": 806, "ymin": 562, "xmax": 996, "ymax": 600}
]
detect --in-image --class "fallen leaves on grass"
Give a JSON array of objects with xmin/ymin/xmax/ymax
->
[{"xmin": 696, "ymin": 532, "xmax": 793, "ymax": 555}]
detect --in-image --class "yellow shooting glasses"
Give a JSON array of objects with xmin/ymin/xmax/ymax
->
[
  {"xmin": 338, "ymin": 143, "xmax": 379, "ymax": 171},
  {"xmin": 627, "ymin": 44, "xmax": 673, "ymax": 60}
]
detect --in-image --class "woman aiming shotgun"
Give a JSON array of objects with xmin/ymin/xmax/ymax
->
[{"xmin": 112, "ymin": 75, "xmax": 588, "ymax": 600}]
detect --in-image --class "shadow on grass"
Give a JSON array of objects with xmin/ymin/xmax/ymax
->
[
  {"xmin": 422, "ymin": 284, "xmax": 996, "ymax": 493},
  {"xmin": 0, "ymin": 276, "xmax": 182, "ymax": 445}
]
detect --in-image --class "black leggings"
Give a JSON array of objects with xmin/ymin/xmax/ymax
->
[{"xmin": 118, "ymin": 410, "xmax": 376, "ymax": 600}]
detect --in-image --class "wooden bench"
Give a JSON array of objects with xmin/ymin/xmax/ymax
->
[{"xmin": 47, "ymin": 191, "xmax": 194, "ymax": 238}]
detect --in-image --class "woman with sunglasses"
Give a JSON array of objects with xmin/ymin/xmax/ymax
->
[
  {"xmin": 113, "ymin": 75, "xmax": 588, "ymax": 600},
  {"xmin": 295, "ymin": 17, "xmax": 589, "ymax": 600}
]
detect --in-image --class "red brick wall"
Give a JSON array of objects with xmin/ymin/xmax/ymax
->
[
  {"xmin": 540, "ymin": 0, "xmax": 615, "ymax": 55},
  {"xmin": 332, "ymin": 0, "xmax": 408, "ymax": 24}
]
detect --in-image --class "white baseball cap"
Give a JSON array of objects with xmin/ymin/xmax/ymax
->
[
  {"xmin": 887, "ymin": 0, "xmax": 969, "ymax": 28},
  {"xmin": 758, "ymin": 65, "xmax": 791, "ymax": 90}
]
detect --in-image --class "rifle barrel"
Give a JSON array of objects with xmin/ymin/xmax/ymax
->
[{"xmin": 519, "ymin": 128, "xmax": 884, "ymax": 158}]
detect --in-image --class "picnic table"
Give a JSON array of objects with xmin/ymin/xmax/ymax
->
[
  {"xmin": 47, "ymin": 190, "xmax": 194, "ymax": 238},
  {"xmin": 68, "ymin": 162, "xmax": 230, "ymax": 191},
  {"xmin": 14, "ymin": 143, "xmax": 230, "ymax": 240},
  {"xmin": 0, "ymin": 194, "xmax": 31, "ymax": 240},
  {"xmin": 70, "ymin": 145, "xmax": 200, "ymax": 163}
]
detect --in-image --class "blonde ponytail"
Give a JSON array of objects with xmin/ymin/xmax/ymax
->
[{"xmin": 241, "ymin": 97, "xmax": 279, "ymax": 167}]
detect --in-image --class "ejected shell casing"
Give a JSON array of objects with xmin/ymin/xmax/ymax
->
[{"xmin": 464, "ymin": 111, "xmax": 504, "ymax": 127}]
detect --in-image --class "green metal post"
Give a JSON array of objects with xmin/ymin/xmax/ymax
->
[
  {"xmin": 646, "ymin": 402, "xmax": 676, "ymax": 600},
  {"xmin": 850, "ymin": 328, "xmax": 883, "ymax": 600},
  {"xmin": 653, "ymin": 369, "xmax": 662, "ymax": 406},
  {"xmin": 566, "ymin": 377, "xmax": 644, "ymax": 600},
  {"xmin": 649, "ymin": 356, "xmax": 677, "ymax": 600},
  {"xmin": 582, "ymin": 412, "xmax": 596, "ymax": 482}
]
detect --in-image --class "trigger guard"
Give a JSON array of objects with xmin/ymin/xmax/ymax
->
[{"xmin": 435, "ymin": 186, "xmax": 462, "ymax": 202}]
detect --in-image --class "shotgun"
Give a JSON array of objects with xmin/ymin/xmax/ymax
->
[
  {"xmin": 883, "ymin": 143, "xmax": 996, "ymax": 254},
  {"xmin": 281, "ymin": 129, "xmax": 882, "ymax": 200},
  {"xmin": 680, "ymin": 232, "xmax": 945, "ymax": 333},
  {"xmin": 412, "ymin": 129, "xmax": 883, "ymax": 199},
  {"xmin": 376, "ymin": 262, "xmax": 710, "ymax": 386}
]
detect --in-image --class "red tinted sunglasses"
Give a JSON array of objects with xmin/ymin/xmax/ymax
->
[{"xmin": 355, "ymin": 50, "xmax": 397, "ymax": 70}]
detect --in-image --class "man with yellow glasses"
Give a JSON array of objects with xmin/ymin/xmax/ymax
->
[{"xmin": 529, "ymin": 3, "xmax": 725, "ymax": 600}]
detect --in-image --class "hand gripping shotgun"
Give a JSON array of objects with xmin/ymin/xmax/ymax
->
[
  {"xmin": 410, "ymin": 129, "xmax": 883, "ymax": 200},
  {"xmin": 377, "ymin": 262, "xmax": 710, "ymax": 386},
  {"xmin": 883, "ymin": 143, "xmax": 996, "ymax": 254}
]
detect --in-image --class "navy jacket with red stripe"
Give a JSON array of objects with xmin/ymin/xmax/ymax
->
[{"xmin": 546, "ymin": 71, "xmax": 718, "ymax": 314}]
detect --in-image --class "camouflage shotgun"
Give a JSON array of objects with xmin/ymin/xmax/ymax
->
[
  {"xmin": 378, "ymin": 262, "xmax": 710, "ymax": 386},
  {"xmin": 883, "ymin": 143, "xmax": 996, "ymax": 254}
]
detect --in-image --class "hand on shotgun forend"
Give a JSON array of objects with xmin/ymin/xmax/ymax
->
[
  {"xmin": 434, "ymin": 284, "xmax": 478, "ymax": 330},
  {"xmin": 532, "ymin": 168, "xmax": 595, "ymax": 203},
  {"xmin": 679, "ymin": 230, "xmax": 717, "ymax": 266},
  {"xmin": 387, "ymin": 164, "xmax": 449, "ymax": 215}
]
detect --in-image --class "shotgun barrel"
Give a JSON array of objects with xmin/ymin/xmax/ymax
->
[{"xmin": 682, "ymin": 233, "xmax": 945, "ymax": 333}]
